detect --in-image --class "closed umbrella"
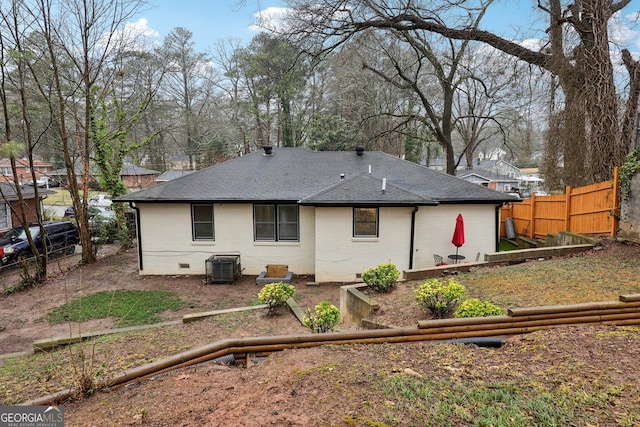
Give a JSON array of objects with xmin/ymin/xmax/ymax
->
[{"xmin": 451, "ymin": 214, "xmax": 465, "ymax": 263}]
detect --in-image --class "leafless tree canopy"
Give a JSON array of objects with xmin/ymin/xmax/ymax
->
[{"xmin": 282, "ymin": 0, "xmax": 640, "ymax": 187}]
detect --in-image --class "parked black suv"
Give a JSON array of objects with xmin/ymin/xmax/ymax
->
[{"xmin": 0, "ymin": 221, "xmax": 80, "ymax": 268}]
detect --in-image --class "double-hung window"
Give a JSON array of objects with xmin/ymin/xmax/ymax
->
[
  {"xmin": 353, "ymin": 207, "xmax": 378, "ymax": 237},
  {"xmin": 254, "ymin": 204, "xmax": 299, "ymax": 241},
  {"xmin": 192, "ymin": 204, "xmax": 214, "ymax": 240}
]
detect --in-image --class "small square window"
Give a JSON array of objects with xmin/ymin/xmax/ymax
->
[{"xmin": 354, "ymin": 207, "xmax": 378, "ymax": 237}]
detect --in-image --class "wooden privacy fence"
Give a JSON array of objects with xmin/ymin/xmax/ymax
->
[{"xmin": 500, "ymin": 168, "xmax": 620, "ymax": 239}]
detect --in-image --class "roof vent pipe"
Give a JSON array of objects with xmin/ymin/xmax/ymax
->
[
  {"xmin": 381, "ymin": 178, "xmax": 387, "ymax": 194},
  {"xmin": 263, "ymin": 145, "xmax": 273, "ymax": 155},
  {"xmin": 355, "ymin": 146, "xmax": 365, "ymax": 156},
  {"xmin": 340, "ymin": 173, "xmax": 345, "ymax": 181}
]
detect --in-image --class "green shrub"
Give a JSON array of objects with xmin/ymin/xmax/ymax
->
[
  {"xmin": 455, "ymin": 298, "xmax": 503, "ymax": 318},
  {"xmin": 415, "ymin": 278, "xmax": 465, "ymax": 318},
  {"xmin": 361, "ymin": 262, "xmax": 400, "ymax": 293},
  {"xmin": 303, "ymin": 301, "xmax": 341, "ymax": 333},
  {"xmin": 257, "ymin": 282, "xmax": 296, "ymax": 315}
]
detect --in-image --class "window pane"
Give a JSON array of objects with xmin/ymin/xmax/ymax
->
[
  {"xmin": 354, "ymin": 208, "xmax": 378, "ymax": 237},
  {"xmin": 255, "ymin": 205, "xmax": 275, "ymax": 240},
  {"xmin": 193, "ymin": 205, "xmax": 211, "ymax": 221},
  {"xmin": 278, "ymin": 205, "xmax": 297, "ymax": 222},
  {"xmin": 355, "ymin": 208, "xmax": 376, "ymax": 222},
  {"xmin": 278, "ymin": 223, "xmax": 298, "ymax": 240},
  {"xmin": 192, "ymin": 204, "xmax": 214, "ymax": 240},
  {"xmin": 256, "ymin": 223, "xmax": 275, "ymax": 240},
  {"xmin": 255, "ymin": 205, "xmax": 275, "ymax": 222},
  {"xmin": 277, "ymin": 205, "xmax": 299, "ymax": 241},
  {"xmin": 194, "ymin": 223, "xmax": 214, "ymax": 239}
]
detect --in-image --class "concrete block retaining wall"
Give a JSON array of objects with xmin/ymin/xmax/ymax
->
[{"xmin": 339, "ymin": 284, "xmax": 379, "ymax": 325}]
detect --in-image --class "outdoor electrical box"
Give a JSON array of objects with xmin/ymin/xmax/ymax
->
[{"xmin": 206, "ymin": 254, "xmax": 241, "ymax": 284}]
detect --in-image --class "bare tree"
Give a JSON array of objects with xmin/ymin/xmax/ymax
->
[
  {"xmin": 283, "ymin": 0, "xmax": 640, "ymax": 186},
  {"xmin": 156, "ymin": 27, "xmax": 217, "ymax": 169},
  {"xmin": 0, "ymin": 1, "xmax": 52, "ymax": 280},
  {"xmin": 27, "ymin": 0, "xmax": 146, "ymax": 264}
]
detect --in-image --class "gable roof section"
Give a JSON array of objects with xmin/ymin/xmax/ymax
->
[
  {"xmin": 301, "ymin": 174, "xmax": 437, "ymax": 206},
  {"xmin": 116, "ymin": 148, "xmax": 518, "ymax": 204}
]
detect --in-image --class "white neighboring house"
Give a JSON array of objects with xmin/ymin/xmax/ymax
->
[
  {"xmin": 457, "ymin": 170, "xmax": 520, "ymax": 194},
  {"xmin": 117, "ymin": 147, "xmax": 518, "ymax": 282}
]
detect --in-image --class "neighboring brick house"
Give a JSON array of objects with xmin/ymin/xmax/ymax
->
[
  {"xmin": 48, "ymin": 163, "xmax": 159, "ymax": 190},
  {"xmin": 0, "ymin": 158, "xmax": 54, "ymax": 184},
  {"xmin": 120, "ymin": 164, "xmax": 159, "ymax": 190}
]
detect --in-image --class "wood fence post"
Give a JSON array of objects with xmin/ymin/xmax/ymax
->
[
  {"xmin": 529, "ymin": 193, "xmax": 536, "ymax": 239},
  {"xmin": 612, "ymin": 166, "xmax": 620, "ymax": 237},
  {"xmin": 565, "ymin": 186, "xmax": 572, "ymax": 233}
]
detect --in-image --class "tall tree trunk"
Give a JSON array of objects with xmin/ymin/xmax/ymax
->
[
  {"xmin": 558, "ymin": 76, "xmax": 589, "ymax": 187},
  {"xmin": 621, "ymin": 49, "xmax": 640, "ymax": 151},
  {"xmin": 579, "ymin": 0, "xmax": 621, "ymax": 182}
]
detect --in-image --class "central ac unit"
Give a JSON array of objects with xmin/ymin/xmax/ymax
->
[{"xmin": 206, "ymin": 254, "xmax": 241, "ymax": 284}]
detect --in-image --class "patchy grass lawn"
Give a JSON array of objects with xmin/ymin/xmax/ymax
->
[
  {"xmin": 45, "ymin": 290, "xmax": 187, "ymax": 328},
  {"xmin": 460, "ymin": 243, "xmax": 640, "ymax": 308}
]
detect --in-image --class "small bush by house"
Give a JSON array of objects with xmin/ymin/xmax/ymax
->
[
  {"xmin": 415, "ymin": 278, "xmax": 465, "ymax": 318},
  {"xmin": 361, "ymin": 262, "xmax": 400, "ymax": 293},
  {"xmin": 257, "ymin": 282, "xmax": 296, "ymax": 316},
  {"xmin": 303, "ymin": 301, "xmax": 341, "ymax": 333}
]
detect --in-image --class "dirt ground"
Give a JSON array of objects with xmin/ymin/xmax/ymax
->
[
  {"xmin": 2, "ymin": 242, "xmax": 640, "ymax": 426},
  {"xmin": 0, "ymin": 246, "xmax": 343, "ymax": 356}
]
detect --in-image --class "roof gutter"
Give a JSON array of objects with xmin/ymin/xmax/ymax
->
[{"xmin": 409, "ymin": 206, "xmax": 418, "ymax": 269}]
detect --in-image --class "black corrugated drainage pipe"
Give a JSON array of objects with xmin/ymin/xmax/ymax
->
[{"xmin": 424, "ymin": 336, "xmax": 507, "ymax": 348}]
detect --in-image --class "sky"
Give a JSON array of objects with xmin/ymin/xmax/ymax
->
[
  {"xmin": 129, "ymin": 0, "xmax": 640, "ymax": 53},
  {"xmin": 129, "ymin": 0, "xmax": 286, "ymax": 50}
]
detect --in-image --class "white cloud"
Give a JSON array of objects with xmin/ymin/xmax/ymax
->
[
  {"xmin": 610, "ymin": 10, "xmax": 640, "ymax": 52},
  {"xmin": 250, "ymin": 6, "xmax": 290, "ymax": 33},
  {"xmin": 106, "ymin": 18, "xmax": 160, "ymax": 52}
]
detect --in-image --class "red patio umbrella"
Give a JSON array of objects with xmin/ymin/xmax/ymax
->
[{"xmin": 451, "ymin": 214, "xmax": 465, "ymax": 262}]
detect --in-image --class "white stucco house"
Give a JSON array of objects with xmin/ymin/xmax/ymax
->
[{"xmin": 116, "ymin": 147, "xmax": 518, "ymax": 282}]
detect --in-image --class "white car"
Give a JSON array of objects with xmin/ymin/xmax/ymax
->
[{"xmin": 88, "ymin": 194, "xmax": 113, "ymax": 208}]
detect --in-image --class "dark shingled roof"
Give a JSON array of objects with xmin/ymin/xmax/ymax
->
[
  {"xmin": 116, "ymin": 148, "xmax": 518, "ymax": 205},
  {"xmin": 0, "ymin": 182, "xmax": 52, "ymax": 200}
]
